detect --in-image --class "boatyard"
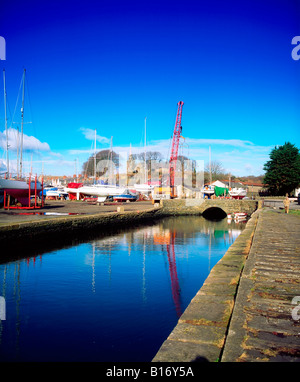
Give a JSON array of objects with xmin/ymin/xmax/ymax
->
[{"xmin": 0, "ymin": 199, "xmax": 155, "ymax": 226}]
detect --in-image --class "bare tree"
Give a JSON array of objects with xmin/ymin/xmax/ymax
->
[
  {"xmin": 82, "ymin": 149, "xmax": 119, "ymax": 177},
  {"xmin": 204, "ymin": 160, "xmax": 225, "ymax": 182}
]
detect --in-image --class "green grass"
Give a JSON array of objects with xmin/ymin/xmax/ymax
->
[{"xmin": 289, "ymin": 210, "xmax": 300, "ymax": 217}]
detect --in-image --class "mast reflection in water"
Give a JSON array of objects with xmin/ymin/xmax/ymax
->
[{"xmin": 0, "ymin": 216, "xmax": 245, "ymax": 361}]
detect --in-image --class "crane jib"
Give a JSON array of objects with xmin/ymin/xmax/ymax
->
[{"xmin": 169, "ymin": 101, "xmax": 184, "ymax": 190}]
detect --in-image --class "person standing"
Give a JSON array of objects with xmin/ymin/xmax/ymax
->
[{"xmin": 283, "ymin": 195, "xmax": 290, "ymax": 214}]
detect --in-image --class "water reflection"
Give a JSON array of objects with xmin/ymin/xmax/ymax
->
[
  {"xmin": 84, "ymin": 217, "xmax": 242, "ymax": 318},
  {"xmin": 0, "ymin": 216, "xmax": 246, "ymax": 361}
]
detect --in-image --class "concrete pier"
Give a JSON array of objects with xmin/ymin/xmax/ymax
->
[{"xmin": 221, "ymin": 210, "xmax": 300, "ymax": 361}]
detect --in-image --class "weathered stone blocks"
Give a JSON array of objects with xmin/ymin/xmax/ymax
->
[{"xmin": 153, "ymin": 211, "xmax": 259, "ymax": 362}]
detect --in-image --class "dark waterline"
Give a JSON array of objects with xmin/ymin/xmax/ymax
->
[{"xmin": 0, "ymin": 216, "xmax": 245, "ymax": 362}]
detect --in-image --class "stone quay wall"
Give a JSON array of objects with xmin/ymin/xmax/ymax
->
[{"xmin": 157, "ymin": 198, "xmax": 259, "ymax": 216}]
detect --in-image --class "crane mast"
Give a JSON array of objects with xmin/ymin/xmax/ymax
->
[
  {"xmin": 152, "ymin": 101, "xmax": 184, "ymax": 204},
  {"xmin": 169, "ymin": 101, "xmax": 184, "ymax": 196}
]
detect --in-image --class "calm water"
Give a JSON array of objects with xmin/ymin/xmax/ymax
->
[{"xmin": 0, "ymin": 216, "xmax": 245, "ymax": 362}]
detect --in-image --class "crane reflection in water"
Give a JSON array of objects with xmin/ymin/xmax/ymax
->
[{"xmin": 85, "ymin": 216, "xmax": 243, "ymax": 319}]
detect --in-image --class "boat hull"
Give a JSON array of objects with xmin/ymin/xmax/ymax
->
[
  {"xmin": 65, "ymin": 183, "xmax": 128, "ymax": 199},
  {"xmin": 46, "ymin": 191, "xmax": 68, "ymax": 198},
  {"xmin": 133, "ymin": 183, "xmax": 155, "ymax": 194},
  {"xmin": 113, "ymin": 194, "xmax": 138, "ymax": 202},
  {"xmin": 64, "ymin": 183, "xmax": 84, "ymax": 200},
  {"xmin": 78, "ymin": 185, "xmax": 127, "ymax": 197},
  {"xmin": 0, "ymin": 178, "xmax": 42, "ymax": 206},
  {"xmin": 201, "ymin": 185, "xmax": 214, "ymax": 196},
  {"xmin": 229, "ymin": 188, "xmax": 247, "ymax": 199}
]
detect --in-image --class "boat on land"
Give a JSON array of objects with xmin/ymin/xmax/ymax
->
[
  {"xmin": 44, "ymin": 187, "xmax": 68, "ymax": 199},
  {"xmin": 201, "ymin": 184, "xmax": 214, "ymax": 197},
  {"xmin": 113, "ymin": 189, "xmax": 138, "ymax": 202},
  {"xmin": 229, "ymin": 187, "xmax": 247, "ymax": 199},
  {"xmin": 0, "ymin": 69, "xmax": 42, "ymax": 207},
  {"xmin": 64, "ymin": 182, "xmax": 83, "ymax": 200},
  {"xmin": 78, "ymin": 184, "xmax": 127, "ymax": 197},
  {"xmin": 0, "ymin": 178, "xmax": 42, "ymax": 206},
  {"xmin": 65, "ymin": 182, "xmax": 129, "ymax": 201},
  {"xmin": 133, "ymin": 183, "xmax": 155, "ymax": 194}
]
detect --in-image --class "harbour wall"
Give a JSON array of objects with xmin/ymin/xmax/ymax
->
[
  {"xmin": 156, "ymin": 198, "xmax": 259, "ymax": 216},
  {"xmin": 0, "ymin": 207, "xmax": 161, "ymax": 246}
]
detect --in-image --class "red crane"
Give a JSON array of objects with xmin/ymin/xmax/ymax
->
[{"xmin": 169, "ymin": 101, "xmax": 184, "ymax": 196}]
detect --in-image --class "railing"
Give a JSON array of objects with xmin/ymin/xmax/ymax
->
[{"xmin": 262, "ymin": 199, "xmax": 283, "ymax": 208}]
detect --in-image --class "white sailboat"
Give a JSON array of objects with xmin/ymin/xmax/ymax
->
[
  {"xmin": 64, "ymin": 183, "xmax": 130, "ymax": 202},
  {"xmin": 229, "ymin": 188, "xmax": 247, "ymax": 199},
  {"xmin": 65, "ymin": 130, "xmax": 126, "ymax": 201},
  {"xmin": 133, "ymin": 117, "xmax": 155, "ymax": 194},
  {"xmin": 0, "ymin": 69, "xmax": 42, "ymax": 206},
  {"xmin": 201, "ymin": 184, "xmax": 214, "ymax": 196},
  {"xmin": 77, "ymin": 184, "xmax": 127, "ymax": 197}
]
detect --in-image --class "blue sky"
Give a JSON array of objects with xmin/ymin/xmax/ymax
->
[{"xmin": 0, "ymin": 0, "xmax": 299, "ymax": 177}]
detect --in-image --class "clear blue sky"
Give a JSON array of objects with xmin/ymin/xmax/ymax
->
[{"xmin": 0, "ymin": 0, "xmax": 299, "ymax": 177}]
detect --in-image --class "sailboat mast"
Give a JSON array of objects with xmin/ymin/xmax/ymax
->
[
  {"xmin": 19, "ymin": 69, "xmax": 26, "ymax": 178},
  {"xmin": 17, "ymin": 127, "xmax": 19, "ymax": 177},
  {"xmin": 109, "ymin": 136, "xmax": 113, "ymax": 184},
  {"xmin": 3, "ymin": 69, "xmax": 9, "ymax": 176},
  {"xmin": 94, "ymin": 129, "xmax": 96, "ymax": 183},
  {"xmin": 209, "ymin": 145, "xmax": 212, "ymax": 185},
  {"xmin": 110, "ymin": 136, "xmax": 113, "ymax": 159}
]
